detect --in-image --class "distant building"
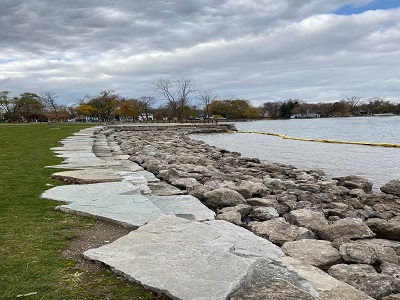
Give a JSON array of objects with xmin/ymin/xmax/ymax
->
[
  {"xmin": 291, "ymin": 110, "xmax": 320, "ymax": 119},
  {"xmin": 138, "ymin": 113, "xmax": 154, "ymax": 121},
  {"xmin": 32, "ymin": 113, "xmax": 70, "ymax": 122}
]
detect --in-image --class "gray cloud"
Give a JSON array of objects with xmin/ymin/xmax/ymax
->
[{"xmin": 1, "ymin": 0, "xmax": 399, "ymax": 106}]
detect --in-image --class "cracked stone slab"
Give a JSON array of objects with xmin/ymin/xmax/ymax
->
[
  {"xmin": 149, "ymin": 195, "xmax": 215, "ymax": 221},
  {"xmin": 84, "ymin": 215, "xmax": 284, "ymax": 300},
  {"xmin": 41, "ymin": 182, "xmax": 215, "ymax": 227},
  {"xmin": 51, "ymin": 168, "xmax": 122, "ymax": 184}
]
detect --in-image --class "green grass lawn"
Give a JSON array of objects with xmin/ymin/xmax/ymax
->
[{"xmin": 0, "ymin": 123, "xmax": 157, "ymax": 299}]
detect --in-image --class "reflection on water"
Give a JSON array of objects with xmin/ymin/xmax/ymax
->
[{"xmin": 190, "ymin": 117, "xmax": 400, "ymax": 190}]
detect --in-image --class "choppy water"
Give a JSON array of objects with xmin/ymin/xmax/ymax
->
[{"xmin": 190, "ymin": 116, "xmax": 400, "ymax": 190}]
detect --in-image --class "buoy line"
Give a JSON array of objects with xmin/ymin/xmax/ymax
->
[{"xmin": 232, "ymin": 130, "xmax": 400, "ymax": 148}]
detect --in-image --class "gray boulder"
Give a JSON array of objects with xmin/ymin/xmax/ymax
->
[
  {"xmin": 281, "ymin": 239, "xmax": 342, "ymax": 270},
  {"xmin": 286, "ymin": 209, "xmax": 329, "ymax": 232},
  {"xmin": 229, "ymin": 278, "xmax": 317, "ymax": 300},
  {"xmin": 328, "ymin": 264, "xmax": 394, "ymax": 299},
  {"xmin": 366, "ymin": 217, "xmax": 400, "ymax": 241},
  {"xmin": 334, "ymin": 175, "xmax": 373, "ymax": 193},
  {"xmin": 223, "ymin": 182, "xmax": 252, "ymax": 199},
  {"xmin": 249, "ymin": 218, "xmax": 314, "ymax": 246},
  {"xmin": 216, "ymin": 211, "xmax": 243, "ymax": 226},
  {"xmin": 218, "ymin": 204, "xmax": 252, "ymax": 217},
  {"xmin": 246, "ymin": 196, "xmax": 278, "ymax": 207},
  {"xmin": 381, "ymin": 180, "xmax": 400, "ymax": 197},
  {"xmin": 340, "ymin": 241, "xmax": 398, "ymax": 264},
  {"xmin": 170, "ymin": 177, "xmax": 201, "ymax": 190},
  {"xmin": 248, "ymin": 206, "xmax": 279, "ymax": 221},
  {"xmin": 317, "ymin": 218, "xmax": 375, "ymax": 241},
  {"xmin": 204, "ymin": 188, "xmax": 247, "ymax": 208}
]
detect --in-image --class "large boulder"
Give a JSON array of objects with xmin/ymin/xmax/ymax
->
[
  {"xmin": 281, "ymin": 240, "xmax": 342, "ymax": 270},
  {"xmin": 170, "ymin": 177, "xmax": 201, "ymax": 190},
  {"xmin": 333, "ymin": 175, "xmax": 373, "ymax": 193},
  {"xmin": 366, "ymin": 217, "xmax": 400, "ymax": 241},
  {"xmin": 381, "ymin": 180, "xmax": 400, "ymax": 197},
  {"xmin": 317, "ymin": 218, "xmax": 375, "ymax": 241},
  {"xmin": 204, "ymin": 188, "xmax": 247, "ymax": 208},
  {"xmin": 248, "ymin": 206, "xmax": 279, "ymax": 221},
  {"xmin": 279, "ymin": 257, "xmax": 373, "ymax": 300},
  {"xmin": 216, "ymin": 211, "xmax": 243, "ymax": 226},
  {"xmin": 340, "ymin": 241, "xmax": 398, "ymax": 265},
  {"xmin": 229, "ymin": 278, "xmax": 318, "ymax": 300},
  {"xmin": 246, "ymin": 196, "xmax": 278, "ymax": 207},
  {"xmin": 286, "ymin": 209, "xmax": 329, "ymax": 232},
  {"xmin": 328, "ymin": 264, "xmax": 394, "ymax": 299},
  {"xmin": 249, "ymin": 218, "xmax": 315, "ymax": 246}
]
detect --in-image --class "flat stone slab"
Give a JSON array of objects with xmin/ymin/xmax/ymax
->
[
  {"xmin": 47, "ymin": 152, "xmax": 108, "ymax": 169},
  {"xmin": 51, "ymin": 168, "xmax": 122, "ymax": 184},
  {"xmin": 84, "ymin": 215, "xmax": 285, "ymax": 300},
  {"xmin": 41, "ymin": 182, "xmax": 215, "ymax": 227}
]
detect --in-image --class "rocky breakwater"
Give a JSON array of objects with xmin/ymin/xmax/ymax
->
[{"xmin": 109, "ymin": 128, "xmax": 400, "ymax": 300}]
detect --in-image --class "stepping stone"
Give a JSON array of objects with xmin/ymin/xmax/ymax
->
[
  {"xmin": 41, "ymin": 182, "xmax": 215, "ymax": 227},
  {"xmin": 51, "ymin": 168, "xmax": 122, "ymax": 184},
  {"xmin": 47, "ymin": 152, "xmax": 108, "ymax": 169},
  {"xmin": 84, "ymin": 215, "xmax": 284, "ymax": 300}
]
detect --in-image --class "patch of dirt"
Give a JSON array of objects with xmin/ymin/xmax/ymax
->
[
  {"xmin": 62, "ymin": 219, "xmax": 171, "ymax": 299},
  {"xmin": 62, "ymin": 219, "xmax": 132, "ymax": 272}
]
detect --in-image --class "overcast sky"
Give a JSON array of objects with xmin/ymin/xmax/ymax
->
[{"xmin": 1, "ymin": 0, "xmax": 399, "ymax": 106}]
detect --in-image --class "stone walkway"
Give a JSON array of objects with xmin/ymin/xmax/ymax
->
[{"xmin": 41, "ymin": 126, "xmax": 372, "ymax": 300}]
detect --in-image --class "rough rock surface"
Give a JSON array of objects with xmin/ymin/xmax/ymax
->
[
  {"xmin": 381, "ymin": 180, "xmax": 400, "ymax": 197},
  {"xmin": 279, "ymin": 257, "xmax": 373, "ymax": 300},
  {"xmin": 204, "ymin": 188, "xmax": 247, "ymax": 208},
  {"xmin": 286, "ymin": 209, "xmax": 329, "ymax": 232},
  {"xmin": 281, "ymin": 240, "xmax": 343, "ymax": 270},
  {"xmin": 317, "ymin": 218, "xmax": 375, "ymax": 241},
  {"xmin": 328, "ymin": 264, "xmax": 394, "ymax": 299},
  {"xmin": 229, "ymin": 278, "xmax": 318, "ymax": 300},
  {"xmin": 249, "ymin": 218, "xmax": 314, "ymax": 245},
  {"xmin": 367, "ymin": 217, "xmax": 400, "ymax": 241}
]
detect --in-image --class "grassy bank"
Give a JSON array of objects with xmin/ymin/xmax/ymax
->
[{"xmin": 0, "ymin": 123, "xmax": 156, "ymax": 299}]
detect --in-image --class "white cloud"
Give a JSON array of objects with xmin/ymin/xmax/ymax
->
[{"xmin": 1, "ymin": 0, "xmax": 399, "ymax": 106}]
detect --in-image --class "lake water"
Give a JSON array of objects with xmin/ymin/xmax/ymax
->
[{"xmin": 190, "ymin": 116, "xmax": 400, "ymax": 190}]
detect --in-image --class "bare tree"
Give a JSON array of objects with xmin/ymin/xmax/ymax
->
[
  {"xmin": 137, "ymin": 96, "xmax": 155, "ymax": 121},
  {"xmin": 345, "ymin": 97, "xmax": 362, "ymax": 116},
  {"xmin": 40, "ymin": 91, "xmax": 59, "ymax": 120},
  {"xmin": 154, "ymin": 77, "xmax": 197, "ymax": 121},
  {"xmin": 197, "ymin": 90, "xmax": 217, "ymax": 118}
]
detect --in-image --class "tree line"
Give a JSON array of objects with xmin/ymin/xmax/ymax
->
[
  {"xmin": 261, "ymin": 97, "xmax": 400, "ymax": 119},
  {"xmin": 1, "ymin": 76, "xmax": 399, "ymax": 122}
]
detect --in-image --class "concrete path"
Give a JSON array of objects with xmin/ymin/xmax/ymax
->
[{"xmin": 42, "ymin": 125, "xmax": 372, "ymax": 300}]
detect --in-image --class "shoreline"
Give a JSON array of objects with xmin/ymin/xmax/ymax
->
[
  {"xmin": 108, "ymin": 124, "xmax": 400, "ymax": 298},
  {"xmin": 45, "ymin": 124, "xmax": 400, "ymax": 299}
]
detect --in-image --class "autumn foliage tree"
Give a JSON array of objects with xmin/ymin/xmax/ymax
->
[
  {"xmin": 86, "ymin": 90, "xmax": 120, "ymax": 121},
  {"xmin": 117, "ymin": 99, "xmax": 139, "ymax": 121}
]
